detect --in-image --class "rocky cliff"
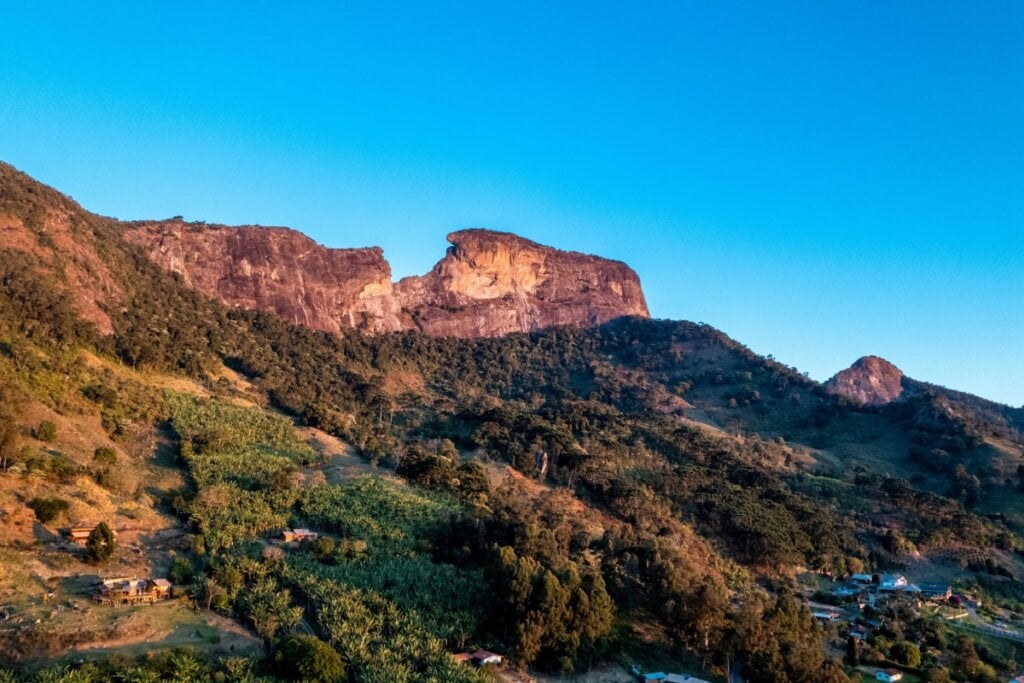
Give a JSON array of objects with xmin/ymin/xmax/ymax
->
[
  {"xmin": 824, "ymin": 355, "xmax": 906, "ymax": 405},
  {"xmin": 122, "ymin": 224, "xmax": 649, "ymax": 337}
]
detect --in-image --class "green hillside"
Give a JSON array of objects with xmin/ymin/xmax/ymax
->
[{"xmin": 1, "ymin": 162, "xmax": 1023, "ymax": 682}]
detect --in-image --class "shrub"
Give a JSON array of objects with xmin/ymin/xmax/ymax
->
[
  {"xmin": 168, "ymin": 557, "xmax": 194, "ymax": 585},
  {"xmin": 273, "ymin": 635, "xmax": 346, "ymax": 682},
  {"xmin": 35, "ymin": 420, "xmax": 57, "ymax": 442},
  {"xmin": 27, "ymin": 497, "xmax": 69, "ymax": 523},
  {"xmin": 93, "ymin": 447, "xmax": 117, "ymax": 465}
]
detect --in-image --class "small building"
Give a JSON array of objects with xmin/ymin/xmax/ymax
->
[
  {"xmin": 1009, "ymin": 675, "xmax": 1024, "ymax": 683},
  {"xmin": 851, "ymin": 573, "xmax": 874, "ymax": 584},
  {"xmin": 920, "ymin": 584, "xmax": 952, "ymax": 601},
  {"xmin": 282, "ymin": 528, "xmax": 318, "ymax": 543},
  {"xmin": 68, "ymin": 526, "xmax": 117, "ymax": 545},
  {"xmin": 470, "ymin": 649, "xmax": 502, "ymax": 666},
  {"xmin": 812, "ymin": 610, "xmax": 838, "ymax": 623},
  {"xmin": 879, "ymin": 574, "xmax": 908, "ymax": 591},
  {"xmin": 451, "ymin": 652, "xmax": 473, "ymax": 664},
  {"xmin": 665, "ymin": 675, "xmax": 711, "ymax": 683},
  {"xmin": 849, "ymin": 625, "xmax": 869, "ymax": 640},
  {"xmin": 876, "ymin": 669, "xmax": 903, "ymax": 683},
  {"xmin": 642, "ymin": 674, "xmax": 667, "ymax": 682}
]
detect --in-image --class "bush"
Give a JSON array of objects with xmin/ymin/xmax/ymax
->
[
  {"xmin": 168, "ymin": 557, "xmax": 194, "ymax": 585},
  {"xmin": 310, "ymin": 536, "xmax": 335, "ymax": 562},
  {"xmin": 27, "ymin": 497, "xmax": 69, "ymax": 523},
  {"xmin": 93, "ymin": 446, "xmax": 117, "ymax": 465},
  {"xmin": 891, "ymin": 640, "xmax": 921, "ymax": 667},
  {"xmin": 35, "ymin": 420, "xmax": 57, "ymax": 442},
  {"xmin": 273, "ymin": 635, "xmax": 346, "ymax": 682}
]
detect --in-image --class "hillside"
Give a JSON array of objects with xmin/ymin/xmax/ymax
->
[{"xmin": 2, "ymin": 163, "xmax": 1024, "ymax": 682}]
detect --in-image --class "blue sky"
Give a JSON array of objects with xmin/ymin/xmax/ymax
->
[{"xmin": 2, "ymin": 2, "xmax": 1022, "ymax": 405}]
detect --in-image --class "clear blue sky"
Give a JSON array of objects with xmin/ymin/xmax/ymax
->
[{"xmin": 2, "ymin": 2, "xmax": 1022, "ymax": 405}]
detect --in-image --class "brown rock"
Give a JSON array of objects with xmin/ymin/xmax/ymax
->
[
  {"xmin": 123, "ymin": 221, "xmax": 404, "ymax": 334},
  {"xmin": 824, "ymin": 356, "xmax": 905, "ymax": 405},
  {"xmin": 124, "ymin": 224, "xmax": 649, "ymax": 338}
]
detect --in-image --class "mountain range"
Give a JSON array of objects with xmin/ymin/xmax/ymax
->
[{"xmin": 1, "ymin": 161, "xmax": 1023, "ymax": 682}]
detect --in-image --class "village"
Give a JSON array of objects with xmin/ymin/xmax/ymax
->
[{"xmin": 801, "ymin": 569, "xmax": 1024, "ymax": 683}]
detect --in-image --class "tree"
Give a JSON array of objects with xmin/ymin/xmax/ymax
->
[
  {"xmin": 28, "ymin": 497, "xmax": 69, "ymax": 524},
  {"xmin": 846, "ymin": 636, "xmax": 860, "ymax": 666},
  {"xmin": 84, "ymin": 522, "xmax": 116, "ymax": 563},
  {"xmin": 0, "ymin": 415, "xmax": 18, "ymax": 472},
  {"xmin": 274, "ymin": 635, "xmax": 346, "ymax": 682},
  {"xmin": 239, "ymin": 578, "xmax": 302, "ymax": 643},
  {"xmin": 891, "ymin": 640, "xmax": 921, "ymax": 667},
  {"xmin": 168, "ymin": 557, "xmax": 194, "ymax": 585}
]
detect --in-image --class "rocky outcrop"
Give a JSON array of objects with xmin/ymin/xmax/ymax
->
[
  {"xmin": 122, "ymin": 224, "xmax": 649, "ymax": 338},
  {"xmin": 394, "ymin": 229, "xmax": 649, "ymax": 336},
  {"xmin": 824, "ymin": 356, "xmax": 905, "ymax": 405},
  {"xmin": 123, "ymin": 222, "xmax": 404, "ymax": 334}
]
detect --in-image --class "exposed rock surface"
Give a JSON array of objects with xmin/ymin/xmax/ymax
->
[
  {"xmin": 122, "ymin": 225, "xmax": 649, "ymax": 337},
  {"xmin": 123, "ymin": 222, "xmax": 403, "ymax": 334},
  {"xmin": 394, "ymin": 229, "xmax": 649, "ymax": 336},
  {"xmin": 824, "ymin": 355, "xmax": 906, "ymax": 405}
]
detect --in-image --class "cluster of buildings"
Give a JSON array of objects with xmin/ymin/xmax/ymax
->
[
  {"xmin": 92, "ymin": 577, "xmax": 172, "ymax": 606},
  {"xmin": 831, "ymin": 573, "xmax": 953, "ymax": 604}
]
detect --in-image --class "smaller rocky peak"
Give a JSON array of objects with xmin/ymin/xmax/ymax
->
[{"xmin": 825, "ymin": 355, "xmax": 906, "ymax": 406}]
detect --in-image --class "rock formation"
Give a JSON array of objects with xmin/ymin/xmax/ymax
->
[
  {"xmin": 122, "ymin": 224, "xmax": 649, "ymax": 337},
  {"xmin": 824, "ymin": 355, "xmax": 905, "ymax": 405}
]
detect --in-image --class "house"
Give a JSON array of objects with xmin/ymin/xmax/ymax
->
[
  {"xmin": 851, "ymin": 573, "xmax": 874, "ymax": 584},
  {"xmin": 812, "ymin": 610, "xmax": 838, "ymax": 623},
  {"xmin": 920, "ymin": 584, "xmax": 952, "ymax": 601},
  {"xmin": 665, "ymin": 675, "xmax": 711, "ymax": 683},
  {"xmin": 282, "ymin": 528, "xmax": 318, "ymax": 543},
  {"xmin": 93, "ymin": 577, "xmax": 172, "ymax": 606},
  {"xmin": 879, "ymin": 574, "xmax": 908, "ymax": 591},
  {"xmin": 470, "ymin": 650, "xmax": 502, "ymax": 666},
  {"xmin": 67, "ymin": 526, "xmax": 117, "ymax": 545},
  {"xmin": 876, "ymin": 669, "xmax": 903, "ymax": 682},
  {"xmin": 849, "ymin": 625, "xmax": 869, "ymax": 640}
]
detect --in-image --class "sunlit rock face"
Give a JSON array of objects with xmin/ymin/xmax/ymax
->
[
  {"xmin": 124, "ymin": 225, "xmax": 649, "ymax": 338},
  {"xmin": 824, "ymin": 355, "xmax": 906, "ymax": 405}
]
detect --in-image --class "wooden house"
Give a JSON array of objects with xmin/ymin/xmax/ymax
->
[
  {"xmin": 93, "ymin": 577, "xmax": 172, "ymax": 606},
  {"xmin": 282, "ymin": 528, "xmax": 318, "ymax": 543},
  {"xmin": 67, "ymin": 526, "xmax": 117, "ymax": 546}
]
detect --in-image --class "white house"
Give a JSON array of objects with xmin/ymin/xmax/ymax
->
[
  {"xmin": 470, "ymin": 650, "xmax": 502, "ymax": 666},
  {"xmin": 876, "ymin": 669, "xmax": 903, "ymax": 683},
  {"xmin": 879, "ymin": 574, "xmax": 908, "ymax": 591},
  {"xmin": 665, "ymin": 675, "xmax": 712, "ymax": 683}
]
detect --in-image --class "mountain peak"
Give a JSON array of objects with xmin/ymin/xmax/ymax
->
[{"xmin": 824, "ymin": 355, "xmax": 905, "ymax": 405}]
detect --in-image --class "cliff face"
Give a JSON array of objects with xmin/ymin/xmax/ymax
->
[
  {"xmin": 824, "ymin": 355, "xmax": 906, "ymax": 405},
  {"xmin": 123, "ymin": 225, "xmax": 649, "ymax": 338},
  {"xmin": 123, "ymin": 222, "xmax": 404, "ymax": 334},
  {"xmin": 394, "ymin": 229, "xmax": 649, "ymax": 336}
]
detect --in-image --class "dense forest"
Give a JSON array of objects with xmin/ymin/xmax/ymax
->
[{"xmin": 1, "ymin": 163, "xmax": 1023, "ymax": 682}]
